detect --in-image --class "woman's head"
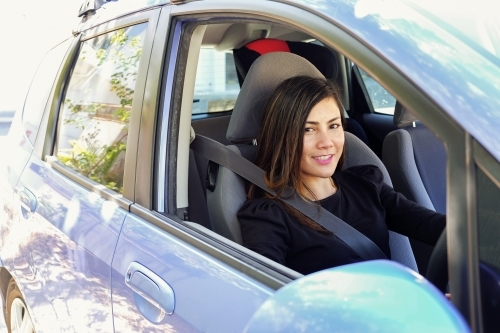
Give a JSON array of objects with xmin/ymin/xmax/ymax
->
[{"xmin": 251, "ymin": 75, "xmax": 345, "ymax": 200}]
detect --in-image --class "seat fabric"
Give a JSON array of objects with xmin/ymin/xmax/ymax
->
[
  {"xmin": 382, "ymin": 102, "xmax": 446, "ymax": 214},
  {"xmin": 382, "ymin": 101, "xmax": 447, "ymax": 273},
  {"xmin": 206, "ymin": 52, "xmax": 418, "ymax": 271}
]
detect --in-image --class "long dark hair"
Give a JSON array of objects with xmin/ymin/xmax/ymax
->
[{"xmin": 248, "ymin": 75, "xmax": 345, "ymax": 232}]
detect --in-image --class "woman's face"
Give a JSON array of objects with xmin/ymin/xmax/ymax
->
[{"xmin": 300, "ymin": 97, "xmax": 344, "ymax": 185}]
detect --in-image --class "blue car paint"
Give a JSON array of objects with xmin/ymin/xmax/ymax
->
[
  {"xmin": 4, "ymin": 151, "xmax": 128, "ymax": 331},
  {"xmin": 288, "ymin": 0, "xmax": 500, "ymax": 161},
  {"xmin": 244, "ymin": 260, "xmax": 470, "ymax": 333},
  {"xmin": 111, "ymin": 213, "xmax": 273, "ymax": 332},
  {"xmin": 1, "ymin": 0, "xmax": 490, "ymax": 331}
]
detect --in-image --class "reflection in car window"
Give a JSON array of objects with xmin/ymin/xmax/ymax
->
[
  {"xmin": 192, "ymin": 48, "xmax": 240, "ymax": 114},
  {"xmin": 358, "ymin": 67, "xmax": 396, "ymax": 115},
  {"xmin": 23, "ymin": 38, "xmax": 71, "ymax": 145},
  {"xmin": 56, "ymin": 23, "xmax": 147, "ymax": 193}
]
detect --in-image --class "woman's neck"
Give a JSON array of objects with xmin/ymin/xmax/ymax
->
[{"xmin": 302, "ymin": 176, "xmax": 337, "ymax": 201}]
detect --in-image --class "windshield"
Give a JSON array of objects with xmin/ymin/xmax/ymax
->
[{"xmin": 406, "ymin": 0, "xmax": 500, "ymax": 60}]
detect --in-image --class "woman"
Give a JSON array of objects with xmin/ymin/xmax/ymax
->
[{"xmin": 237, "ymin": 75, "xmax": 445, "ymax": 275}]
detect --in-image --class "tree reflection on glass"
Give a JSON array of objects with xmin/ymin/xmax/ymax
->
[{"xmin": 57, "ymin": 24, "xmax": 147, "ymax": 193}]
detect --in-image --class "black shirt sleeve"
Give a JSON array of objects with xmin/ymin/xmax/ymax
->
[
  {"xmin": 347, "ymin": 165, "xmax": 445, "ymax": 245},
  {"xmin": 237, "ymin": 198, "xmax": 291, "ymax": 265}
]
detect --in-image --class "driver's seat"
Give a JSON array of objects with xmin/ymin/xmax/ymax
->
[{"xmin": 205, "ymin": 52, "xmax": 418, "ymax": 271}]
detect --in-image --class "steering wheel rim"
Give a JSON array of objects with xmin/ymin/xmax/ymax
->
[{"xmin": 425, "ymin": 228, "xmax": 448, "ymax": 293}]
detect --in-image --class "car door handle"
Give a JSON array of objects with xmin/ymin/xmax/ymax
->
[
  {"xmin": 17, "ymin": 187, "xmax": 38, "ymax": 213},
  {"xmin": 125, "ymin": 262, "xmax": 175, "ymax": 315}
]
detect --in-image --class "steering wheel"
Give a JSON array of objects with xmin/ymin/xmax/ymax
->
[{"xmin": 425, "ymin": 228, "xmax": 448, "ymax": 293}]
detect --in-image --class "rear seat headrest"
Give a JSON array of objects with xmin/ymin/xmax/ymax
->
[
  {"xmin": 233, "ymin": 38, "xmax": 338, "ymax": 82},
  {"xmin": 226, "ymin": 52, "xmax": 323, "ymax": 144},
  {"xmin": 394, "ymin": 101, "xmax": 420, "ymax": 128}
]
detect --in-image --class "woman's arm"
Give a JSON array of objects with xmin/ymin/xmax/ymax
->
[{"xmin": 380, "ymin": 183, "xmax": 445, "ymax": 245}]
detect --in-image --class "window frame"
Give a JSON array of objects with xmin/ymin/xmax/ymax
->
[
  {"xmin": 128, "ymin": 2, "xmax": 494, "ymax": 317},
  {"xmin": 136, "ymin": 0, "xmax": 427, "ymax": 291},
  {"xmin": 22, "ymin": 38, "xmax": 73, "ymax": 147},
  {"xmin": 39, "ymin": 8, "xmax": 160, "ymax": 209}
]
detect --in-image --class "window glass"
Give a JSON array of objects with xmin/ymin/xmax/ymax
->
[
  {"xmin": 192, "ymin": 48, "xmax": 240, "ymax": 114},
  {"xmin": 477, "ymin": 167, "xmax": 500, "ymax": 269},
  {"xmin": 23, "ymin": 38, "xmax": 72, "ymax": 145},
  {"xmin": 476, "ymin": 166, "xmax": 500, "ymax": 333},
  {"xmin": 358, "ymin": 67, "xmax": 396, "ymax": 115},
  {"xmin": 56, "ymin": 23, "xmax": 148, "ymax": 193}
]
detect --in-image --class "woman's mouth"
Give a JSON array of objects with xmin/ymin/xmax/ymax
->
[{"xmin": 313, "ymin": 154, "xmax": 333, "ymax": 165}]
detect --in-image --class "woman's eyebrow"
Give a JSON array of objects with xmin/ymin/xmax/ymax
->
[{"xmin": 306, "ymin": 117, "xmax": 340, "ymax": 125}]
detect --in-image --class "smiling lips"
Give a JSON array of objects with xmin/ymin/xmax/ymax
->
[{"xmin": 313, "ymin": 154, "xmax": 334, "ymax": 165}]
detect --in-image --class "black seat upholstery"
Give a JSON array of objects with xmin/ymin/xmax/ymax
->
[{"xmin": 382, "ymin": 101, "xmax": 447, "ymax": 273}]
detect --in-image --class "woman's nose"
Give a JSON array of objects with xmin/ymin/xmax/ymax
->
[{"xmin": 317, "ymin": 130, "xmax": 333, "ymax": 148}]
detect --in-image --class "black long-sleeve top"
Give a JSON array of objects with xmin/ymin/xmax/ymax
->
[{"xmin": 237, "ymin": 165, "xmax": 445, "ymax": 275}]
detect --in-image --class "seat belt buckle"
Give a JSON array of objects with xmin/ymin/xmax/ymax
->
[{"xmin": 206, "ymin": 160, "xmax": 219, "ymax": 192}]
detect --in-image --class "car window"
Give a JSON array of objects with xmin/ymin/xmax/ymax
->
[
  {"xmin": 23, "ymin": 38, "xmax": 72, "ymax": 145},
  {"xmin": 192, "ymin": 48, "xmax": 240, "ymax": 114},
  {"xmin": 477, "ymin": 168, "xmax": 500, "ymax": 269},
  {"xmin": 476, "ymin": 166, "xmax": 500, "ymax": 333},
  {"xmin": 358, "ymin": 67, "xmax": 396, "ymax": 115},
  {"xmin": 55, "ymin": 23, "xmax": 148, "ymax": 193}
]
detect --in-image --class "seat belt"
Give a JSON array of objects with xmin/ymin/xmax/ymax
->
[{"xmin": 190, "ymin": 134, "xmax": 387, "ymax": 261}]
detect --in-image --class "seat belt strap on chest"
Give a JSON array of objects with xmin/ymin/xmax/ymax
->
[{"xmin": 190, "ymin": 134, "xmax": 387, "ymax": 261}]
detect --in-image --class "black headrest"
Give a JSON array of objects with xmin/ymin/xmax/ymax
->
[
  {"xmin": 233, "ymin": 39, "xmax": 338, "ymax": 85},
  {"xmin": 394, "ymin": 101, "xmax": 420, "ymax": 128}
]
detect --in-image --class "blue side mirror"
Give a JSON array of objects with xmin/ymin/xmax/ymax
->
[{"xmin": 244, "ymin": 260, "xmax": 469, "ymax": 333}]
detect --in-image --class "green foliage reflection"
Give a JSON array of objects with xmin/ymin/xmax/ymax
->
[{"xmin": 58, "ymin": 26, "xmax": 145, "ymax": 194}]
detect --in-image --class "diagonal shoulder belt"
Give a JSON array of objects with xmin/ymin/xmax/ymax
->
[{"xmin": 190, "ymin": 134, "xmax": 387, "ymax": 261}]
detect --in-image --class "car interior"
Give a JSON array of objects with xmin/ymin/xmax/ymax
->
[{"xmin": 166, "ymin": 17, "xmax": 447, "ymax": 276}]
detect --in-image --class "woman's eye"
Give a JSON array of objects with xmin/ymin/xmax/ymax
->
[
  {"xmin": 330, "ymin": 123, "xmax": 340, "ymax": 129},
  {"xmin": 305, "ymin": 127, "xmax": 314, "ymax": 133}
]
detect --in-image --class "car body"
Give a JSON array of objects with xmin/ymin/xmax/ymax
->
[{"xmin": 0, "ymin": 0, "xmax": 499, "ymax": 332}]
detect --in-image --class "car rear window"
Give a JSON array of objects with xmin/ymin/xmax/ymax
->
[{"xmin": 192, "ymin": 48, "xmax": 240, "ymax": 115}]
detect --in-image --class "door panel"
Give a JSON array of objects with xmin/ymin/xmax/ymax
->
[
  {"xmin": 111, "ymin": 213, "xmax": 273, "ymax": 332},
  {"xmin": 13, "ymin": 155, "xmax": 127, "ymax": 331}
]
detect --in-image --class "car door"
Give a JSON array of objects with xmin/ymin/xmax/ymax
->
[
  {"xmin": 0, "ymin": 37, "xmax": 72, "ymax": 260},
  {"xmin": 10, "ymin": 9, "xmax": 159, "ymax": 332},
  {"xmin": 108, "ymin": 6, "xmax": 289, "ymax": 332}
]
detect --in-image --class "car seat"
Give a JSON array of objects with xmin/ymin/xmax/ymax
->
[
  {"xmin": 206, "ymin": 52, "xmax": 418, "ymax": 271},
  {"xmin": 382, "ymin": 101, "xmax": 447, "ymax": 273},
  {"xmin": 233, "ymin": 38, "xmax": 370, "ymax": 146}
]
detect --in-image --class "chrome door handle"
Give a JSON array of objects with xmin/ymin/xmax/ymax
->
[
  {"xmin": 125, "ymin": 262, "xmax": 175, "ymax": 315},
  {"xmin": 17, "ymin": 187, "xmax": 38, "ymax": 213}
]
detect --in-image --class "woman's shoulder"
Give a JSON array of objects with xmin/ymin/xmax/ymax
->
[
  {"xmin": 238, "ymin": 197, "xmax": 288, "ymax": 217},
  {"xmin": 338, "ymin": 164, "xmax": 385, "ymax": 188}
]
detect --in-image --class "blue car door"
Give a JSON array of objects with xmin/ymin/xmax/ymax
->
[
  {"xmin": 108, "ymin": 7, "xmax": 288, "ymax": 332},
  {"xmin": 10, "ymin": 8, "xmax": 160, "ymax": 332}
]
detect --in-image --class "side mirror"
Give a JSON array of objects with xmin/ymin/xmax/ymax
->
[{"xmin": 244, "ymin": 260, "xmax": 469, "ymax": 333}]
